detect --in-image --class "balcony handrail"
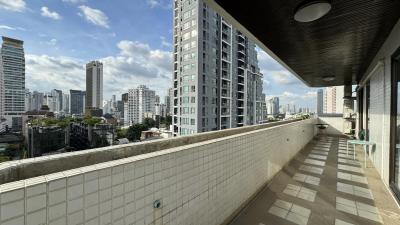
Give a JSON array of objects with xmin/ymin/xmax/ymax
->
[{"xmin": 0, "ymin": 118, "xmax": 308, "ymax": 184}]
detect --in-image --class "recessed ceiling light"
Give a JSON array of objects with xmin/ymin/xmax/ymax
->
[
  {"xmin": 322, "ymin": 76, "xmax": 335, "ymax": 82},
  {"xmin": 294, "ymin": 0, "xmax": 332, "ymax": 22}
]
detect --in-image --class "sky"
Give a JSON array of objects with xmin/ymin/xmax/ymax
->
[{"xmin": 0, "ymin": 0, "xmax": 318, "ymax": 110}]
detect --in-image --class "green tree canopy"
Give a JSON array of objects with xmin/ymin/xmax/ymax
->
[
  {"xmin": 126, "ymin": 124, "xmax": 148, "ymax": 141},
  {"xmin": 143, "ymin": 118, "xmax": 156, "ymax": 129}
]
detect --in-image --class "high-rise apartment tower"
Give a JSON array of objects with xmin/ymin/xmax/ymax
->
[
  {"xmin": 124, "ymin": 85, "xmax": 156, "ymax": 126},
  {"xmin": 172, "ymin": 0, "xmax": 263, "ymax": 136},
  {"xmin": 1, "ymin": 37, "xmax": 25, "ymax": 131}
]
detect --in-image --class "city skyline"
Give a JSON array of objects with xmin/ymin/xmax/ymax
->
[{"xmin": 0, "ymin": 0, "xmax": 317, "ymax": 110}]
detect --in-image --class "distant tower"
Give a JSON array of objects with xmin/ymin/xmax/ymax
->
[
  {"xmin": 272, "ymin": 97, "xmax": 279, "ymax": 115},
  {"xmin": 86, "ymin": 61, "xmax": 103, "ymax": 110},
  {"xmin": 317, "ymin": 89, "xmax": 323, "ymax": 115},
  {"xmin": 0, "ymin": 55, "xmax": 4, "ymax": 126},
  {"xmin": 125, "ymin": 85, "xmax": 156, "ymax": 126},
  {"xmin": 1, "ymin": 36, "xmax": 25, "ymax": 131},
  {"xmin": 70, "ymin": 90, "xmax": 86, "ymax": 115},
  {"xmin": 324, "ymin": 86, "xmax": 344, "ymax": 114}
]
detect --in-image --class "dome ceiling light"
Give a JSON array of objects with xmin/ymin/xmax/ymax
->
[
  {"xmin": 322, "ymin": 75, "xmax": 335, "ymax": 82},
  {"xmin": 294, "ymin": 0, "xmax": 332, "ymax": 22}
]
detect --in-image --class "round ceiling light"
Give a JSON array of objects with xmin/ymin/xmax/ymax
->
[
  {"xmin": 322, "ymin": 75, "xmax": 335, "ymax": 82},
  {"xmin": 294, "ymin": 0, "xmax": 332, "ymax": 22}
]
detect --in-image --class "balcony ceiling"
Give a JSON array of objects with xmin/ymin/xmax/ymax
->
[{"xmin": 212, "ymin": 0, "xmax": 400, "ymax": 87}]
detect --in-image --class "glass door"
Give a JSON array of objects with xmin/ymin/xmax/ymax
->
[{"xmin": 390, "ymin": 47, "xmax": 400, "ymax": 200}]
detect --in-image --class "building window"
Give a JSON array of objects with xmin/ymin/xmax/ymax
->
[{"xmin": 183, "ymin": 86, "xmax": 189, "ymax": 93}]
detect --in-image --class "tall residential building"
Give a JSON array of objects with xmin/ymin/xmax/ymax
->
[
  {"xmin": 25, "ymin": 89, "xmax": 32, "ymax": 111},
  {"xmin": 102, "ymin": 100, "xmax": 112, "ymax": 114},
  {"xmin": 261, "ymin": 93, "xmax": 267, "ymax": 120},
  {"xmin": 0, "ymin": 55, "xmax": 5, "ymax": 133},
  {"xmin": 119, "ymin": 93, "xmax": 129, "ymax": 121},
  {"xmin": 44, "ymin": 94, "xmax": 56, "ymax": 112},
  {"xmin": 31, "ymin": 91, "xmax": 44, "ymax": 111},
  {"xmin": 266, "ymin": 98, "xmax": 273, "ymax": 115},
  {"xmin": 323, "ymin": 86, "xmax": 344, "ymax": 114},
  {"xmin": 62, "ymin": 93, "xmax": 70, "ymax": 113},
  {"xmin": 1, "ymin": 36, "xmax": 25, "ymax": 131},
  {"xmin": 52, "ymin": 89, "xmax": 63, "ymax": 112},
  {"xmin": 111, "ymin": 95, "xmax": 116, "ymax": 108},
  {"xmin": 70, "ymin": 90, "xmax": 85, "ymax": 115},
  {"xmin": 266, "ymin": 97, "xmax": 279, "ymax": 115},
  {"xmin": 155, "ymin": 103, "xmax": 167, "ymax": 118},
  {"xmin": 317, "ymin": 89, "xmax": 323, "ymax": 115},
  {"xmin": 86, "ymin": 61, "xmax": 103, "ymax": 109},
  {"xmin": 164, "ymin": 94, "xmax": 171, "ymax": 116},
  {"xmin": 117, "ymin": 100, "xmax": 124, "ymax": 116},
  {"xmin": 166, "ymin": 87, "xmax": 174, "ymax": 116},
  {"xmin": 124, "ymin": 85, "xmax": 156, "ymax": 126},
  {"xmin": 172, "ymin": 0, "xmax": 263, "ymax": 136}
]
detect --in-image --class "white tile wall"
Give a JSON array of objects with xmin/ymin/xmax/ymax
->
[
  {"xmin": 369, "ymin": 65, "xmax": 385, "ymax": 180},
  {"xmin": 0, "ymin": 119, "xmax": 316, "ymax": 225},
  {"xmin": 360, "ymin": 18, "xmax": 400, "ymax": 185}
]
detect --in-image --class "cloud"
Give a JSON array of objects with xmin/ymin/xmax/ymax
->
[
  {"xmin": 257, "ymin": 50, "xmax": 298, "ymax": 86},
  {"xmin": 147, "ymin": 0, "xmax": 171, "ymax": 9},
  {"xmin": 78, "ymin": 5, "xmax": 109, "ymax": 28},
  {"xmin": 48, "ymin": 38, "xmax": 57, "ymax": 46},
  {"xmin": 0, "ymin": 25, "xmax": 16, "ymax": 30},
  {"xmin": 257, "ymin": 49, "xmax": 286, "ymax": 71},
  {"xmin": 62, "ymin": 0, "xmax": 86, "ymax": 3},
  {"xmin": 101, "ymin": 40, "xmax": 172, "ymax": 96},
  {"xmin": 0, "ymin": 0, "xmax": 26, "ymax": 12},
  {"xmin": 274, "ymin": 91, "xmax": 316, "ymax": 100},
  {"xmin": 268, "ymin": 70, "xmax": 298, "ymax": 85},
  {"xmin": 41, "ymin": 6, "xmax": 61, "ymax": 20},
  {"xmin": 0, "ymin": 24, "xmax": 26, "ymax": 31},
  {"xmin": 160, "ymin": 36, "xmax": 171, "ymax": 48},
  {"xmin": 26, "ymin": 54, "xmax": 86, "ymax": 92},
  {"xmin": 26, "ymin": 40, "xmax": 172, "ymax": 99}
]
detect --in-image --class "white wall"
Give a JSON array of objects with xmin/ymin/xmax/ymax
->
[
  {"xmin": 318, "ymin": 116, "xmax": 344, "ymax": 135},
  {"xmin": 360, "ymin": 18, "xmax": 400, "ymax": 184},
  {"xmin": 0, "ymin": 119, "xmax": 316, "ymax": 225}
]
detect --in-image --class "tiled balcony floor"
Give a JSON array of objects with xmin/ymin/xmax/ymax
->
[{"xmin": 229, "ymin": 135, "xmax": 400, "ymax": 225}]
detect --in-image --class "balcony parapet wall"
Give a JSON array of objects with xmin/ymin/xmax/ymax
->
[
  {"xmin": 0, "ymin": 119, "xmax": 317, "ymax": 225},
  {"xmin": 0, "ymin": 119, "xmax": 304, "ymax": 184}
]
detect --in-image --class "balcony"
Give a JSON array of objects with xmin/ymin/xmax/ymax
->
[
  {"xmin": 1, "ymin": 0, "xmax": 399, "ymax": 225},
  {"xmin": 0, "ymin": 119, "xmax": 321, "ymax": 224},
  {"xmin": 230, "ymin": 133, "xmax": 400, "ymax": 225}
]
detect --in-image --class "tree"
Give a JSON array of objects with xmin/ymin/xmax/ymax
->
[
  {"xmin": 159, "ymin": 116, "xmax": 172, "ymax": 128},
  {"xmin": 126, "ymin": 124, "xmax": 148, "ymax": 141},
  {"xmin": 165, "ymin": 115, "xmax": 172, "ymax": 127},
  {"xmin": 116, "ymin": 128, "xmax": 128, "ymax": 139},
  {"xmin": 3, "ymin": 144, "xmax": 20, "ymax": 159},
  {"xmin": 143, "ymin": 118, "xmax": 156, "ymax": 129},
  {"xmin": 84, "ymin": 116, "xmax": 102, "ymax": 126}
]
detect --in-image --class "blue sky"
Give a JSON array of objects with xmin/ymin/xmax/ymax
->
[{"xmin": 0, "ymin": 0, "xmax": 317, "ymax": 110}]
